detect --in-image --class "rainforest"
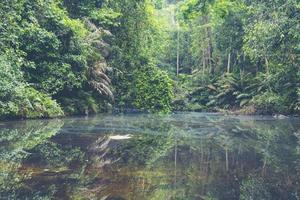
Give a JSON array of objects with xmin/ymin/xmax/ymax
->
[
  {"xmin": 1, "ymin": 0, "xmax": 300, "ymax": 118},
  {"xmin": 1, "ymin": 1, "xmax": 300, "ymax": 200}
]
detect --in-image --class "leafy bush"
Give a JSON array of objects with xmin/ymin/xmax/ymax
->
[
  {"xmin": 171, "ymin": 72, "xmax": 208, "ymax": 111},
  {"xmin": 251, "ymin": 91, "xmax": 286, "ymax": 114},
  {"xmin": 0, "ymin": 55, "xmax": 63, "ymax": 119},
  {"xmin": 58, "ymin": 90, "xmax": 112, "ymax": 116},
  {"xmin": 240, "ymin": 176, "xmax": 271, "ymax": 200},
  {"xmin": 0, "ymin": 53, "xmax": 23, "ymax": 101},
  {"xmin": 0, "ymin": 86, "xmax": 64, "ymax": 119},
  {"xmin": 206, "ymin": 73, "xmax": 240, "ymax": 109},
  {"xmin": 133, "ymin": 64, "xmax": 174, "ymax": 113}
]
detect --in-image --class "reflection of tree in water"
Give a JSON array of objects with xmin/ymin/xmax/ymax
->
[
  {"xmin": 0, "ymin": 119, "xmax": 64, "ymax": 199},
  {"xmin": 0, "ymin": 114, "xmax": 299, "ymax": 200},
  {"xmin": 71, "ymin": 115, "xmax": 176, "ymax": 200},
  {"xmin": 67, "ymin": 114, "xmax": 300, "ymax": 200},
  {"xmin": 179, "ymin": 117, "xmax": 300, "ymax": 200}
]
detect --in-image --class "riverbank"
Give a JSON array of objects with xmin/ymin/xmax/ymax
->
[{"xmin": 2, "ymin": 107, "xmax": 299, "ymax": 122}]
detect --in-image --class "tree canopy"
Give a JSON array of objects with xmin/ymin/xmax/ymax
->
[{"xmin": 0, "ymin": 0, "xmax": 300, "ymax": 118}]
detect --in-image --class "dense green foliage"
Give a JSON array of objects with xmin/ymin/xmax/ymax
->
[
  {"xmin": 170, "ymin": 0, "xmax": 300, "ymax": 115},
  {"xmin": 134, "ymin": 64, "xmax": 174, "ymax": 113},
  {"xmin": 0, "ymin": 0, "xmax": 174, "ymax": 118},
  {"xmin": 0, "ymin": 53, "xmax": 63, "ymax": 119},
  {"xmin": 1, "ymin": 0, "xmax": 300, "ymax": 118}
]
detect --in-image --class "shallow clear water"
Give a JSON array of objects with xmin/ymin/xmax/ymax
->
[{"xmin": 0, "ymin": 112, "xmax": 300, "ymax": 200}]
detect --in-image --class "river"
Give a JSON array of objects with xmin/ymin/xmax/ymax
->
[{"xmin": 0, "ymin": 112, "xmax": 299, "ymax": 199}]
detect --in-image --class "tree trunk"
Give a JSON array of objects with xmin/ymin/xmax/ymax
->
[
  {"xmin": 176, "ymin": 20, "xmax": 180, "ymax": 77},
  {"xmin": 207, "ymin": 28, "xmax": 213, "ymax": 74},
  {"xmin": 174, "ymin": 133, "xmax": 178, "ymax": 185},
  {"xmin": 225, "ymin": 148, "xmax": 229, "ymax": 171},
  {"xmin": 204, "ymin": 15, "xmax": 213, "ymax": 75},
  {"xmin": 227, "ymin": 53, "xmax": 231, "ymax": 73},
  {"xmin": 265, "ymin": 57, "xmax": 269, "ymax": 74}
]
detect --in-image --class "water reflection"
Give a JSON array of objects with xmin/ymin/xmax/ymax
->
[
  {"xmin": 0, "ymin": 113, "xmax": 299, "ymax": 199},
  {"xmin": 0, "ymin": 119, "xmax": 64, "ymax": 199}
]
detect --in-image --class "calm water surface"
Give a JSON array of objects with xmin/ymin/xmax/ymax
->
[{"xmin": 0, "ymin": 112, "xmax": 300, "ymax": 200}]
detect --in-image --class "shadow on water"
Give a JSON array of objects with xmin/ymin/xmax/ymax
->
[{"xmin": 0, "ymin": 113, "xmax": 300, "ymax": 199}]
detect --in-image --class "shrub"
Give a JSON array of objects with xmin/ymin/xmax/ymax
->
[
  {"xmin": 0, "ymin": 54, "xmax": 63, "ymax": 119},
  {"xmin": 0, "ymin": 86, "xmax": 64, "ymax": 119},
  {"xmin": 133, "ymin": 64, "xmax": 174, "ymax": 113},
  {"xmin": 240, "ymin": 176, "xmax": 271, "ymax": 200},
  {"xmin": 58, "ymin": 91, "xmax": 111, "ymax": 116},
  {"xmin": 251, "ymin": 91, "xmax": 286, "ymax": 114},
  {"xmin": 206, "ymin": 73, "xmax": 240, "ymax": 109}
]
